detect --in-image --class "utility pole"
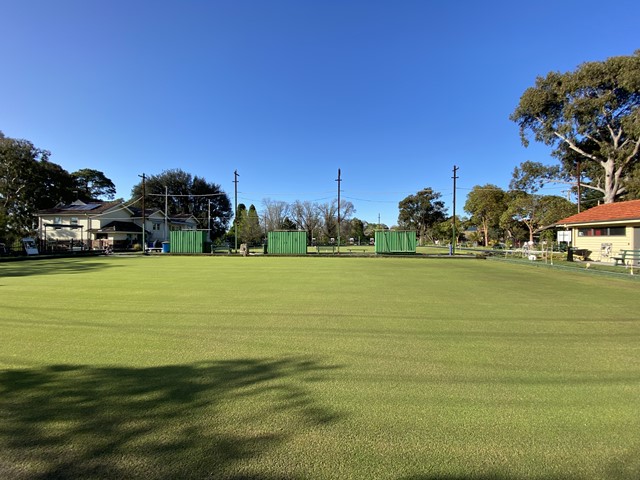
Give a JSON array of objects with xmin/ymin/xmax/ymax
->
[
  {"xmin": 234, "ymin": 170, "xmax": 239, "ymax": 253},
  {"xmin": 576, "ymin": 160, "xmax": 582, "ymax": 213},
  {"xmin": 452, "ymin": 165, "xmax": 459, "ymax": 256},
  {"xmin": 207, "ymin": 199, "xmax": 211, "ymax": 242},
  {"xmin": 263, "ymin": 211, "xmax": 267, "ymax": 243},
  {"xmin": 336, "ymin": 168, "xmax": 341, "ymax": 254},
  {"xmin": 139, "ymin": 173, "xmax": 147, "ymax": 254},
  {"xmin": 164, "ymin": 185, "xmax": 168, "ymax": 241}
]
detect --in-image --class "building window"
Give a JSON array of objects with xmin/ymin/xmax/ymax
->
[
  {"xmin": 608, "ymin": 227, "xmax": 625, "ymax": 236},
  {"xmin": 578, "ymin": 227, "xmax": 625, "ymax": 237},
  {"xmin": 152, "ymin": 223, "xmax": 161, "ymax": 231},
  {"xmin": 70, "ymin": 217, "xmax": 78, "ymax": 225},
  {"xmin": 54, "ymin": 216, "xmax": 61, "ymax": 224}
]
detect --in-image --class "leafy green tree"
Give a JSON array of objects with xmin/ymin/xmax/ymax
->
[
  {"xmin": 432, "ymin": 215, "xmax": 465, "ymax": 245},
  {"xmin": 71, "ymin": 168, "xmax": 116, "ymax": 201},
  {"xmin": 281, "ymin": 217, "xmax": 297, "ymax": 230},
  {"xmin": 131, "ymin": 169, "xmax": 231, "ymax": 241},
  {"xmin": 501, "ymin": 193, "xmax": 576, "ymax": 243},
  {"xmin": 509, "ymin": 161, "xmax": 560, "ymax": 193},
  {"xmin": 348, "ymin": 218, "xmax": 365, "ymax": 242},
  {"xmin": 397, "ymin": 188, "xmax": 447, "ymax": 242},
  {"xmin": 228, "ymin": 203, "xmax": 247, "ymax": 245},
  {"xmin": 623, "ymin": 163, "xmax": 640, "ymax": 200},
  {"xmin": 363, "ymin": 221, "xmax": 387, "ymax": 237},
  {"xmin": 539, "ymin": 195, "xmax": 578, "ymax": 227},
  {"xmin": 464, "ymin": 184, "xmax": 507, "ymax": 246},
  {"xmin": 0, "ymin": 132, "xmax": 75, "ymax": 243},
  {"xmin": 511, "ymin": 51, "xmax": 640, "ymax": 203},
  {"xmin": 241, "ymin": 204, "xmax": 262, "ymax": 244}
]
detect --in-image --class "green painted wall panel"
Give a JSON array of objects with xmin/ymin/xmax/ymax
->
[
  {"xmin": 170, "ymin": 230, "xmax": 207, "ymax": 253},
  {"xmin": 374, "ymin": 230, "xmax": 417, "ymax": 254},
  {"xmin": 267, "ymin": 231, "xmax": 307, "ymax": 255}
]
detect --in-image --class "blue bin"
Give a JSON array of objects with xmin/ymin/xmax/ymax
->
[{"xmin": 162, "ymin": 241, "xmax": 170, "ymax": 253}]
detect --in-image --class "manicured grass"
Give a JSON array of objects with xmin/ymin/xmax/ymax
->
[{"xmin": 1, "ymin": 256, "xmax": 639, "ymax": 479}]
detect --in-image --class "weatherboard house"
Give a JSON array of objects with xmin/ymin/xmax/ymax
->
[
  {"xmin": 37, "ymin": 200, "xmax": 198, "ymax": 251},
  {"xmin": 556, "ymin": 199, "xmax": 640, "ymax": 263}
]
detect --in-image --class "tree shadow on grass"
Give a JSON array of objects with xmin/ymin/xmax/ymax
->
[
  {"xmin": 400, "ymin": 474, "xmax": 568, "ymax": 480},
  {"xmin": 0, "ymin": 258, "xmax": 119, "ymax": 278},
  {"xmin": 0, "ymin": 358, "xmax": 342, "ymax": 479}
]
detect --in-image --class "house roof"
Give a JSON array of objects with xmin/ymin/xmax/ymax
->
[
  {"xmin": 39, "ymin": 200, "xmax": 122, "ymax": 215},
  {"xmin": 128, "ymin": 209, "xmax": 198, "ymax": 224},
  {"xmin": 91, "ymin": 221, "xmax": 144, "ymax": 234},
  {"xmin": 556, "ymin": 199, "xmax": 640, "ymax": 225},
  {"xmin": 172, "ymin": 213, "xmax": 196, "ymax": 220},
  {"xmin": 128, "ymin": 206, "xmax": 163, "ymax": 218}
]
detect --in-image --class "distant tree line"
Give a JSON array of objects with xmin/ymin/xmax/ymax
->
[
  {"xmin": 230, "ymin": 198, "xmax": 366, "ymax": 246},
  {"xmin": 2, "ymin": 50, "xmax": 638, "ymax": 249}
]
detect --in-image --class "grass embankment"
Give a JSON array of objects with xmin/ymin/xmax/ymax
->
[{"xmin": 1, "ymin": 256, "xmax": 638, "ymax": 479}]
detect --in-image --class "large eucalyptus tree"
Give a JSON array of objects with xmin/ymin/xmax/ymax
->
[{"xmin": 511, "ymin": 51, "xmax": 640, "ymax": 203}]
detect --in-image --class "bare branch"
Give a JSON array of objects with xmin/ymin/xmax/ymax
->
[
  {"xmin": 553, "ymin": 131, "xmax": 601, "ymax": 163},
  {"xmin": 623, "ymin": 136, "xmax": 640, "ymax": 167}
]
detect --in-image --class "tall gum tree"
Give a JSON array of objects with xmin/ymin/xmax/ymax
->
[{"xmin": 511, "ymin": 51, "xmax": 640, "ymax": 203}]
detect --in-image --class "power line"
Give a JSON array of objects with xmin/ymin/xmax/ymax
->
[
  {"xmin": 147, "ymin": 192, "xmax": 228, "ymax": 197},
  {"xmin": 342, "ymin": 195, "xmax": 397, "ymax": 204}
]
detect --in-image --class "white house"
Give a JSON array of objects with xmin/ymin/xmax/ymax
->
[{"xmin": 37, "ymin": 200, "xmax": 198, "ymax": 251}]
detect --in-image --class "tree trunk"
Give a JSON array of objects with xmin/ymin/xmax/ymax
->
[
  {"xmin": 602, "ymin": 158, "xmax": 615, "ymax": 204},
  {"xmin": 482, "ymin": 218, "xmax": 489, "ymax": 246}
]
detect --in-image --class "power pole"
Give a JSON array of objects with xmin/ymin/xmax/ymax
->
[
  {"xmin": 164, "ymin": 185, "xmax": 168, "ymax": 241},
  {"xmin": 336, "ymin": 168, "xmax": 341, "ymax": 254},
  {"xmin": 234, "ymin": 170, "xmax": 239, "ymax": 253},
  {"xmin": 576, "ymin": 160, "xmax": 582, "ymax": 213},
  {"xmin": 139, "ymin": 173, "xmax": 147, "ymax": 254},
  {"xmin": 452, "ymin": 165, "xmax": 459, "ymax": 256}
]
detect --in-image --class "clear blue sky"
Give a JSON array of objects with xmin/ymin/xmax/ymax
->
[{"xmin": 2, "ymin": 0, "xmax": 639, "ymax": 226}]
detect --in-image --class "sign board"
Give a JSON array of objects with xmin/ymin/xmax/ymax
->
[{"xmin": 22, "ymin": 237, "xmax": 39, "ymax": 255}]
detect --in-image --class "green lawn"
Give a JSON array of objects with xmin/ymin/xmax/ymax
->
[{"xmin": 1, "ymin": 256, "xmax": 639, "ymax": 479}]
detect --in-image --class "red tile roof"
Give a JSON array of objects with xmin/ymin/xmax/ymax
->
[{"xmin": 557, "ymin": 199, "xmax": 640, "ymax": 225}]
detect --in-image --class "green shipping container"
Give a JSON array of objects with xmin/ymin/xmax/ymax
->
[
  {"xmin": 374, "ymin": 230, "xmax": 417, "ymax": 254},
  {"xmin": 267, "ymin": 231, "xmax": 307, "ymax": 255},
  {"xmin": 170, "ymin": 230, "xmax": 208, "ymax": 253}
]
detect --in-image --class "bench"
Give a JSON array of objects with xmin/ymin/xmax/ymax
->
[
  {"xmin": 145, "ymin": 247, "xmax": 163, "ymax": 253},
  {"xmin": 211, "ymin": 245, "xmax": 232, "ymax": 254},
  {"xmin": 316, "ymin": 245, "xmax": 336, "ymax": 254},
  {"xmin": 346, "ymin": 248, "xmax": 368, "ymax": 253},
  {"xmin": 612, "ymin": 249, "xmax": 640, "ymax": 266}
]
